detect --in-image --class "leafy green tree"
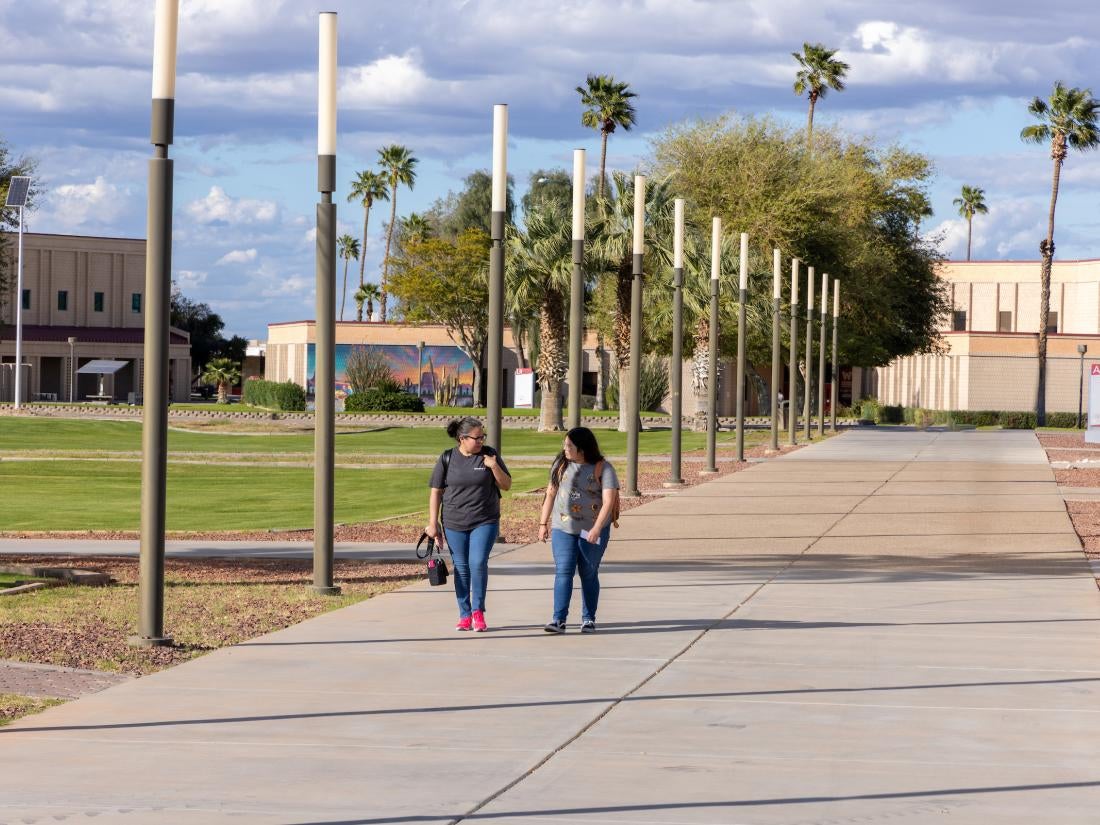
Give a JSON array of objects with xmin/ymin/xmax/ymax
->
[
  {"xmin": 201, "ymin": 357, "xmax": 241, "ymax": 404},
  {"xmin": 792, "ymin": 42, "xmax": 849, "ymax": 149},
  {"xmin": 170, "ymin": 287, "xmax": 226, "ymax": 376},
  {"xmin": 507, "ymin": 201, "xmax": 574, "ymax": 430},
  {"xmin": 0, "ymin": 141, "xmax": 39, "ymax": 334},
  {"xmin": 337, "ymin": 234, "xmax": 360, "ymax": 321},
  {"xmin": 354, "ymin": 282, "xmax": 382, "ymax": 323},
  {"xmin": 952, "ymin": 185, "xmax": 988, "ymax": 262},
  {"xmin": 1021, "ymin": 81, "xmax": 1100, "ymax": 424},
  {"xmin": 650, "ymin": 115, "xmax": 948, "ymax": 369},
  {"xmin": 377, "ymin": 145, "xmax": 418, "ymax": 321},
  {"xmin": 522, "ymin": 169, "xmax": 573, "ymax": 214},
  {"xmin": 577, "ymin": 74, "xmax": 637, "ymax": 200},
  {"xmin": 435, "ymin": 170, "xmax": 515, "ymax": 239},
  {"xmin": 346, "ymin": 169, "xmax": 389, "ymax": 294},
  {"xmin": 388, "ymin": 229, "xmax": 491, "ymax": 403}
]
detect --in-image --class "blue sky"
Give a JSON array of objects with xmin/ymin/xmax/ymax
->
[{"xmin": 3, "ymin": 0, "xmax": 1100, "ymax": 339}]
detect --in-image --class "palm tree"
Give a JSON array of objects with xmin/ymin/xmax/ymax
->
[
  {"xmin": 337, "ymin": 234, "xmax": 360, "ymax": 321},
  {"xmin": 577, "ymin": 74, "xmax": 637, "ymax": 200},
  {"xmin": 354, "ymin": 282, "xmax": 382, "ymax": 323},
  {"xmin": 1021, "ymin": 81, "xmax": 1100, "ymax": 425},
  {"xmin": 952, "ymin": 186, "xmax": 988, "ymax": 262},
  {"xmin": 346, "ymin": 169, "xmax": 389, "ymax": 298},
  {"xmin": 377, "ymin": 145, "xmax": 419, "ymax": 321},
  {"xmin": 792, "ymin": 42, "xmax": 849, "ymax": 149},
  {"xmin": 506, "ymin": 202, "xmax": 574, "ymax": 431},
  {"xmin": 201, "ymin": 357, "xmax": 240, "ymax": 405},
  {"xmin": 588, "ymin": 171, "xmax": 678, "ymax": 431},
  {"xmin": 400, "ymin": 212, "xmax": 433, "ymax": 242}
]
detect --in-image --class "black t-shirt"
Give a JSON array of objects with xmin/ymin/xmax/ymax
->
[{"xmin": 428, "ymin": 446, "xmax": 510, "ymax": 531}]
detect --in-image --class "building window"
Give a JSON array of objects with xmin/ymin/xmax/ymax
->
[
  {"xmin": 1047, "ymin": 311, "xmax": 1059, "ymax": 334},
  {"xmin": 997, "ymin": 311, "xmax": 1013, "ymax": 333},
  {"xmin": 21, "ymin": 289, "xmax": 30, "ymax": 311},
  {"xmin": 57, "ymin": 290, "xmax": 68, "ymax": 311},
  {"xmin": 131, "ymin": 293, "xmax": 142, "ymax": 313},
  {"xmin": 952, "ymin": 310, "xmax": 967, "ymax": 332},
  {"xmin": 94, "ymin": 291, "xmax": 105, "ymax": 312}
]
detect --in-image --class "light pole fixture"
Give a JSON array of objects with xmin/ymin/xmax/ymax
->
[
  {"xmin": 134, "ymin": 0, "xmax": 179, "ymax": 647},
  {"xmin": 313, "ymin": 11, "xmax": 340, "ymax": 595},
  {"xmin": 67, "ymin": 336, "xmax": 77, "ymax": 403},
  {"xmin": 817, "ymin": 270, "xmax": 828, "ymax": 438},
  {"xmin": 703, "ymin": 216, "xmax": 721, "ymax": 475},
  {"xmin": 567, "ymin": 148, "xmax": 586, "ymax": 430},
  {"xmin": 486, "ymin": 104, "xmax": 508, "ymax": 451},
  {"xmin": 831, "ymin": 280, "xmax": 840, "ymax": 432},
  {"xmin": 770, "ymin": 248, "xmax": 781, "ymax": 451},
  {"xmin": 788, "ymin": 258, "xmax": 799, "ymax": 446},
  {"xmin": 624, "ymin": 174, "xmax": 645, "ymax": 496},
  {"xmin": 803, "ymin": 266, "xmax": 814, "ymax": 441},
  {"xmin": 417, "ymin": 340, "xmax": 425, "ymax": 400},
  {"xmin": 1078, "ymin": 343, "xmax": 1088, "ymax": 429},
  {"xmin": 5, "ymin": 175, "xmax": 29, "ymax": 409},
  {"xmin": 735, "ymin": 232, "xmax": 749, "ymax": 463},
  {"xmin": 666, "ymin": 198, "xmax": 686, "ymax": 487}
]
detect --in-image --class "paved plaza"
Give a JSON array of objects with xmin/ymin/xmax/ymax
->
[{"xmin": 1, "ymin": 429, "xmax": 1098, "ymax": 824}]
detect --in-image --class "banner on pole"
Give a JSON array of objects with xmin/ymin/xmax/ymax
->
[
  {"xmin": 514, "ymin": 368, "xmax": 535, "ymax": 408},
  {"xmin": 1087, "ymin": 363, "xmax": 1100, "ymax": 443}
]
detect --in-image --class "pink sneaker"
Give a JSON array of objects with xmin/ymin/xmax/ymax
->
[
  {"xmin": 456, "ymin": 615, "xmax": 472, "ymax": 632},
  {"xmin": 472, "ymin": 610, "xmax": 487, "ymax": 632}
]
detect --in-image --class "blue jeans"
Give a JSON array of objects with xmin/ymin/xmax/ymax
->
[
  {"xmin": 550, "ymin": 527, "xmax": 610, "ymax": 623},
  {"xmin": 444, "ymin": 522, "xmax": 498, "ymax": 617}
]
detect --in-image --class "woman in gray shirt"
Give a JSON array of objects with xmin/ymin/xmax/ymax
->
[
  {"xmin": 537, "ymin": 427, "xmax": 619, "ymax": 633},
  {"xmin": 427, "ymin": 417, "xmax": 511, "ymax": 632}
]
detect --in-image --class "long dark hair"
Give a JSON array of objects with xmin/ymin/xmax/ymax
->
[
  {"xmin": 446, "ymin": 417, "xmax": 482, "ymax": 441},
  {"xmin": 551, "ymin": 426, "xmax": 604, "ymax": 483}
]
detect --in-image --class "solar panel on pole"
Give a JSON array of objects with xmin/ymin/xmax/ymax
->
[{"xmin": 4, "ymin": 176, "xmax": 30, "ymax": 207}]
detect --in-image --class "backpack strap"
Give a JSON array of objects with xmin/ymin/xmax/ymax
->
[{"xmin": 440, "ymin": 448, "xmax": 452, "ymax": 486}]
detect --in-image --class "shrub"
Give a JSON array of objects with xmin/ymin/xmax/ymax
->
[
  {"xmin": 345, "ymin": 346, "xmax": 395, "ymax": 395},
  {"xmin": 859, "ymin": 399, "xmax": 879, "ymax": 422},
  {"xmin": 1045, "ymin": 412, "xmax": 1080, "ymax": 428},
  {"xmin": 605, "ymin": 356, "xmax": 670, "ymax": 413},
  {"xmin": 242, "ymin": 379, "xmax": 306, "ymax": 411},
  {"xmin": 999, "ymin": 411, "xmax": 1037, "ymax": 429},
  {"xmin": 344, "ymin": 389, "xmax": 425, "ymax": 413},
  {"xmin": 878, "ymin": 404, "xmax": 904, "ymax": 424}
]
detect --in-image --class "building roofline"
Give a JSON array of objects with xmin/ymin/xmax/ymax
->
[
  {"xmin": 0, "ymin": 230, "xmax": 145, "ymax": 243},
  {"xmin": 942, "ymin": 258, "xmax": 1100, "ymax": 265}
]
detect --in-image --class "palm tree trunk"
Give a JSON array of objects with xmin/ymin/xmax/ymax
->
[
  {"xmin": 806, "ymin": 93, "xmax": 817, "ymax": 150},
  {"xmin": 1037, "ymin": 152, "xmax": 1063, "ymax": 426},
  {"xmin": 614, "ymin": 262, "xmax": 632, "ymax": 432},
  {"xmin": 359, "ymin": 205, "xmax": 370, "ymax": 289},
  {"xmin": 966, "ymin": 216, "xmax": 973, "ymax": 261},
  {"xmin": 340, "ymin": 256, "xmax": 350, "ymax": 321},
  {"xmin": 594, "ymin": 334, "xmax": 606, "ymax": 411},
  {"xmin": 537, "ymin": 293, "xmax": 566, "ymax": 432},
  {"xmin": 381, "ymin": 188, "xmax": 399, "ymax": 322},
  {"xmin": 598, "ymin": 130, "xmax": 610, "ymax": 201}
]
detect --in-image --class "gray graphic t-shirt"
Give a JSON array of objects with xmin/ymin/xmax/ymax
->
[
  {"xmin": 428, "ymin": 447, "xmax": 510, "ymax": 531},
  {"xmin": 551, "ymin": 459, "xmax": 619, "ymax": 535}
]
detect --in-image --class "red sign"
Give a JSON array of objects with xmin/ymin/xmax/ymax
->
[{"xmin": 1091, "ymin": 365, "xmax": 1100, "ymax": 376}]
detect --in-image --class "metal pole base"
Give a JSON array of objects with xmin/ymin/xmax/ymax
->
[
  {"xmin": 128, "ymin": 634, "xmax": 174, "ymax": 649},
  {"xmin": 699, "ymin": 468, "xmax": 720, "ymax": 476},
  {"xmin": 312, "ymin": 585, "xmax": 342, "ymax": 596},
  {"xmin": 662, "ymin": 479, "xmax": 686, "ymax": 488}
]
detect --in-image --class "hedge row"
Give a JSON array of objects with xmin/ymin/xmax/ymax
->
[
  {"xmin": 854, "ymin": 398, "xmax": 1079, "ymax": 429},
  {"xmin": 242, "ymin": 379, "xmax": 307, "ymax": 411},
  {"xmin": 344, "ymin": 390, "xmax": 425, "ymax": 413}
]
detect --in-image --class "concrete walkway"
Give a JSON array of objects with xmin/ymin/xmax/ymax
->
[{"xmin": 1, "ymin": 429, "xmax": 1098, "ymax": 824}]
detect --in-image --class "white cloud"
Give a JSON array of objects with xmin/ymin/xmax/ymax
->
[
  {"xmin": 927, "ymin": 197, "xmax": 1046, "ymax": 261},
  {"xmin": 36, "ymin": 176, "xmax": 127, "ymax": 232},
  {"xmin": 185, "ymin": 187, "xmax": 278, "ymax": 225},
  {"xmin": 175, "ymin": 269, "xmax": 208, "ymax": 289},
  {"xmin": 216, "ymin": 248, "xmax": 258, "ymax": 265}
]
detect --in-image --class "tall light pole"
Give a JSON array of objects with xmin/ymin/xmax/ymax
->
[
  {"xmin": 417, "ymin": 340, "xmax": 425, "ymax": 400},
  {"xmin": 313, "ymin": 11, "xmax": 340, "ymax": 595},
  {"xmin": 4, "ymin": 176, "xmax": 29, "ymax": 408},
  {"xmin": 486, "ymin": 104, "xmax": 507, "ymax": 451},
  {"xmin": 817, "ymin": 270, "xmax": 828, "ymax": 438},
  {"xmin": 67, "ymin": 336, "xmax": 77, "ymax": 403},
  {"xmin": 735, "ymin": 232, "xmax": 749, "ymax": 462},
  {"xmin": 1078, "ymin": 343, "xmax": 1088, "ymax": 429},
  {"xmin": 567, "ymin": 148, "xmax": 586, "ymax": 430},
  {"xmin": 770, "ymin": 248, "xmax": 781, "ymax": 451},
  {"xmin": 803, "ymin": 266, "xmax": 814, "ymax": 441},
  {"xmin": 703, "ymin": 216, "xmax": 720, "ymax": 475},
  {"xmin": 788, "ymin": 258, "xmax": 799, "ymax": 446},
  {"xmin": 624, "ymin": 174, "xmax": 645, "ymax": 497},
  {"xmin": 666, "ymin": 198, "xmax": 686, "ymax": 486},
  {"xmin": 134, "ymin": 0, "xmax": 179, "ymax": 647},
  {"xmin": 831, "ymin": 280, "xmax": 840, "ymax": 432}
]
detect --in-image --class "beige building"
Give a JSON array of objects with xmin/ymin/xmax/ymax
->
[
  {"xmin": 0, "ymin": 232, "xmax": 192, "ymax": 402},
  {"xmin": 877, "ymin": 259, "xmax": 1100, "ymax": 412}
]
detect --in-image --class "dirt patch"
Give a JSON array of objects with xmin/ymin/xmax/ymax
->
[{"xmin": 1054, "ymin": 469, "xmax": 1100, "ymax": 487}]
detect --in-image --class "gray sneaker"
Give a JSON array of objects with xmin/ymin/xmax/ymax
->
[
  {"xmin": 544, "ymin": 620, "xmax": 566, "ymax": 634},
  {"xmin": 580, "ymin": 620, "xmax": 596, "ymax": 633}
]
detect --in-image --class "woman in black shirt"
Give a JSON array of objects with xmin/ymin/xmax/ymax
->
[{"xmin": 427, "ymin": 417, "xmax": 511, "ymax": 632}]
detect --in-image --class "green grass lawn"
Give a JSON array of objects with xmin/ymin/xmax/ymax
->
[
  {"xmin": 0, "ymin": 462, "xmax": 549, "ymax": 531},
  {"xmin": 0, "ymin": 574, "xmax": 45, "ymax": 587},
  {"xmin": 0, "ymin": 418, "xmax": 728, "ymax": 457}
]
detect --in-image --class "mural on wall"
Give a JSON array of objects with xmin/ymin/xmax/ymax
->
[{"xmin": 306, "ymin": 344, "xmax": 475, "ymax": 406}]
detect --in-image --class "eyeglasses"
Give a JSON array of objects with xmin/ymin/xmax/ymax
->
[{"xmin": 463, "ymin": 434, "xmax": 487, "ymax": 442}]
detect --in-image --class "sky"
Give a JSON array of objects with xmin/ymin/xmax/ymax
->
[{"xmin": 3, "ymin": 0, "xmax": 1100, "ymax": 340}]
